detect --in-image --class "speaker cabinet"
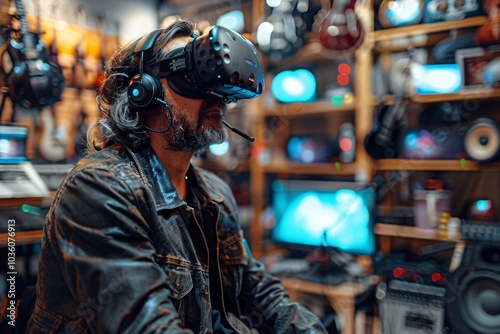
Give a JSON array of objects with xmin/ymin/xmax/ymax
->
[
  {"xmin": 445, "ymin": 242, "xmax": 500, "ymax": 334},
  {"xmin": 464, "ymin": 118, "xmax": 500, "ymax": 162}
]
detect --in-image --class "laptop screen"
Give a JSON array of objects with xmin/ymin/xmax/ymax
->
[{"xmin": 0, "ymin": 125, "xmax": 28, "ymax": 164}]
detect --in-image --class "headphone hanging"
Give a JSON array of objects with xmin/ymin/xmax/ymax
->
[{"xmin": 127, "ymin": 29, "xmax": 165, "ymax": 111}]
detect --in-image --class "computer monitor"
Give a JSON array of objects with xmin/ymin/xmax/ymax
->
[
  {"xmin": 271, "ymin": 180, "xmax": 376, "ymax": 256},
  {"xmin": 0, "ymin": 125, "xmax": 28, "ymax": 164}
]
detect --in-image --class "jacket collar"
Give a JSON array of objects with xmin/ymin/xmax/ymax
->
[{"xmin": 125, "ymin": 145, "xmax": 223, "ymax": 211}]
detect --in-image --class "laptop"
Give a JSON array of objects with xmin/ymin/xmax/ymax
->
[{"xmin": 0, "ymin": 124, "xmax": 49, "ymax": 198}]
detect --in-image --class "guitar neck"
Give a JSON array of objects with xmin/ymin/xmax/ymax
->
[{"xmin": 15, "ymin": 0, "xmax": 37, "ymax": 57}]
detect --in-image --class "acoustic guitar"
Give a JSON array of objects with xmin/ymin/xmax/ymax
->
[{"xmin": 315, "ymin": 0, "xmax": 365, "ymax": 57}]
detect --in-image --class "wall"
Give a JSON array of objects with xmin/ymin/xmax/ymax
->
[{"xmin": 3, "ymin": 0, "xmax": 158, "ymax": 44}]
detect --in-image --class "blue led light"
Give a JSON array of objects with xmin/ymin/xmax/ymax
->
[
  {"xmin": 475, "ymin": 199, "xmax": 491, "ymax": 213},
  {"xmin": 132, "ymin": 89, "xmax": 139, "ymax": 97},
  {"xmin": 271, "ymin": 69, "xmax": 316, "ymax": 103}
]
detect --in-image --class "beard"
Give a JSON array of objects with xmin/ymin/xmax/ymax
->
[{"xmin": 161, "ymin": 98, "xmax": 228, "ymax": 151}]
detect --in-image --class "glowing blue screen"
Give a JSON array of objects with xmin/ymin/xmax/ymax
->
[{"xmin": 271, "ymin": 180, "xmax": 376, "ymax": 255}]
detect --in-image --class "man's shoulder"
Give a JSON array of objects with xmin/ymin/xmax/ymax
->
[{"xmin": 70, "ymin": 146, "xmax": 141, "ymax": 183}]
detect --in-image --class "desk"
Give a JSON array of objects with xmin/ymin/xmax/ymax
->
[{"xmin": 280, "ymin": 277, "xmax": 377, "ymax": 334}]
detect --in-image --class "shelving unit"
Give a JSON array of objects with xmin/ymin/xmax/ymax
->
[{"xmin": 248, "ymin": 1, "xmax": 500, "ymax": 258}]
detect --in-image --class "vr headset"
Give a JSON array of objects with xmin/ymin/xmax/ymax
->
[{"xmin": 133, "ymin": 25, "xmax": 264, "ymax": 104}]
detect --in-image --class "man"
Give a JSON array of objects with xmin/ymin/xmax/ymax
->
[{"xmin": 27, "ymin": 19, "xmax": 327, "ymax": 333}]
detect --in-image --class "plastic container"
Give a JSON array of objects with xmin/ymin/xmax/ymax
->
[{"xmin": 413, "ymin": 189, "xmax": 452, "ymax": 229}]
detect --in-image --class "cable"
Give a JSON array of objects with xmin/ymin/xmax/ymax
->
[{"xmin": 143, "ymin": 98, "xmax": 173, "ymax": 133}]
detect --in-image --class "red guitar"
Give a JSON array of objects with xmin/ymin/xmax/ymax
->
[{"xmin": 315, "ymin": 0, "xmax": 365, "ymax": 57}]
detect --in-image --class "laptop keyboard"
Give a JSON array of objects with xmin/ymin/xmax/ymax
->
[{"xmin": 0, "ymin": 170, "xmax": 30, "ymax": 182}]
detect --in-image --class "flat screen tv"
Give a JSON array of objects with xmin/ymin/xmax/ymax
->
[{"xmin": 271, "ymin": 180, "xmax": 376, "ymax": 256}]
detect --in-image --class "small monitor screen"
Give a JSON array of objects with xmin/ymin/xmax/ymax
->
[
  {"xmin": 0, "ymin": 125, "xmax": 28, "ymax": 164},
  {"xmin": 271, "ymin": 180, "xmax": 376, "ymax": 256}
]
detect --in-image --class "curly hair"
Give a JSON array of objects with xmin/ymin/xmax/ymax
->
[{"xmin": 87, "ymin": 20, "xmax": 196, "ymax": 152}]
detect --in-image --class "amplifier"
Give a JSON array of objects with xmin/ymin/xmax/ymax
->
[
  {"xmin": 461, "ymin": 220, "xmax": 500, "ymax": 241},
  {"xmin": 378, "ymin": 280, "xmax": 446, "ymax": 334}
]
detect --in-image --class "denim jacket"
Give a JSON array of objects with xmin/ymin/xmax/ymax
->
[{"xmin": 27, "ymin": 145, "xmax": 326, "ymax": 334}]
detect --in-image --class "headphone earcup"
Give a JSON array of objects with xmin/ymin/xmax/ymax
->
[{"xmin": 128, "ymin": 73, "xmax": 164, "ymax": 110}]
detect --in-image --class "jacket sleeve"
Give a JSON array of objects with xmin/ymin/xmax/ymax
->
[
  {"xmin": 239, "ymin": 252, "xmax": 328, "ymax": 334},
  {"xmin": 46, "ymin": 166, "xmax": 194, "ymax": 334}
]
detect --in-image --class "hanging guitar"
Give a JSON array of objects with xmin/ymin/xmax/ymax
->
[
  {"xmin": 38, "ymin": 0, "xmax": 67, "ymax": 162},
  {"xmin": 94, "ymin": 13, "xmax": 107, "ymax": 89},
  {"xmin": 314, "ymin": 0, "xmax": 365, "ymax": 57},
  {"xmin": 1, "ymin": 0, "xmax": 64, "ymax": 111},
  {"xmin": 256, "ymin": 0, "xmax": 308, "ymax": 62},
  {"xmin": 72, "ymin": 5, "xmax": 89, "ymax": 90},
  {"xmin": 364, "ymin": 47, "xmax": 416, "ymax": 159}
]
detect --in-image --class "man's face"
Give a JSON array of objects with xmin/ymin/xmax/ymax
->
[{"xmin": 156, "ymin": 37, "xmax": 228, "ymax": 151}]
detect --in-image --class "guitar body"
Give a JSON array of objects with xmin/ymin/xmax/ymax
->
[
  {"xmin": 38, "ymin": 107, "xmax": 66, "ymax": 162},
  {"xmin": 2, "ymin": 0, "xmax": 64, "ymax": 109},
  {"xmin": 6, "ymin": 53, "xmax": 65, "ymax": 109},
  {"xmin": 316, "ymin": 0, "xmax": 365, "ymax": 56}
]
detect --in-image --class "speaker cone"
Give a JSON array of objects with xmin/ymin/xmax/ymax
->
[
  {"xmin": 464, "ymin": 118, "xmax": 500, "ymax": 162},
  {"xmin": 446, "ymin": 243, "xmax": 500, "ymax": 334}
]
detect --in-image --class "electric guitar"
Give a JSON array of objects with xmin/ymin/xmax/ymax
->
[
  {"xmin": 37, "ymin": 0, "xmax": 67, "ymax": 162},
  {"xmin": 315, "ymin": 0, "xmax": 365, "ymax": 57},
  {"xmin": 94, "ymin": 13, "xmax": 107, "ymax": 89},
  {"xmin": 72, "ymin": 5, "xmax": 89, "ymax": 90},
  {"xmin": 364, "ymin": 47, "xmax": 416, "ymax": 159},
  {"xmin": 2, "ymin": 0, "xmax": 64, "ymax": 109}
]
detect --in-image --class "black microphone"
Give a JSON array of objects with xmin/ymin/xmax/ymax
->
[{"xmin": 222, "ymin": 119, "xmax": 255, "ymax": 142}]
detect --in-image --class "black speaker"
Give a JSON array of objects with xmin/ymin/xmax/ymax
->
[
  {"xmin": 445, "ymin": 241, "xmax": 500, "ymax": 334},
  {"xmin": 464, "ymin": 118, "xmax": 500, "ymax": 162},
  {"xmin": 127, "ymin": 29, "xmax": 165, "ymax": 110}
]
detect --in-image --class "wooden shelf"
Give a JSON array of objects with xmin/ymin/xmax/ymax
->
[
  {"xmin": 412, "ymin": 88, "xmax": 500, "ymax": 103},
  {"xmin": 375, "ymin": 223, "xmax": 460, "ymax": 242},
  {"xmin": 263, "ymin": 99, "xmax": 355, "ymax": 117},
  {"xmin": 374, "ymin": 159, "xmax": 500, "ymax": 171},
  {"xmin": 372, "ymin": 16, "xmax": 487, "ymax": 42},
  {"xmin": 0, "ymin": 229, "xmax": 43, "ymax": 247},
  {"xmin": 258, "ymin": 161, "xmax": 359, "ymax": 175}
]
